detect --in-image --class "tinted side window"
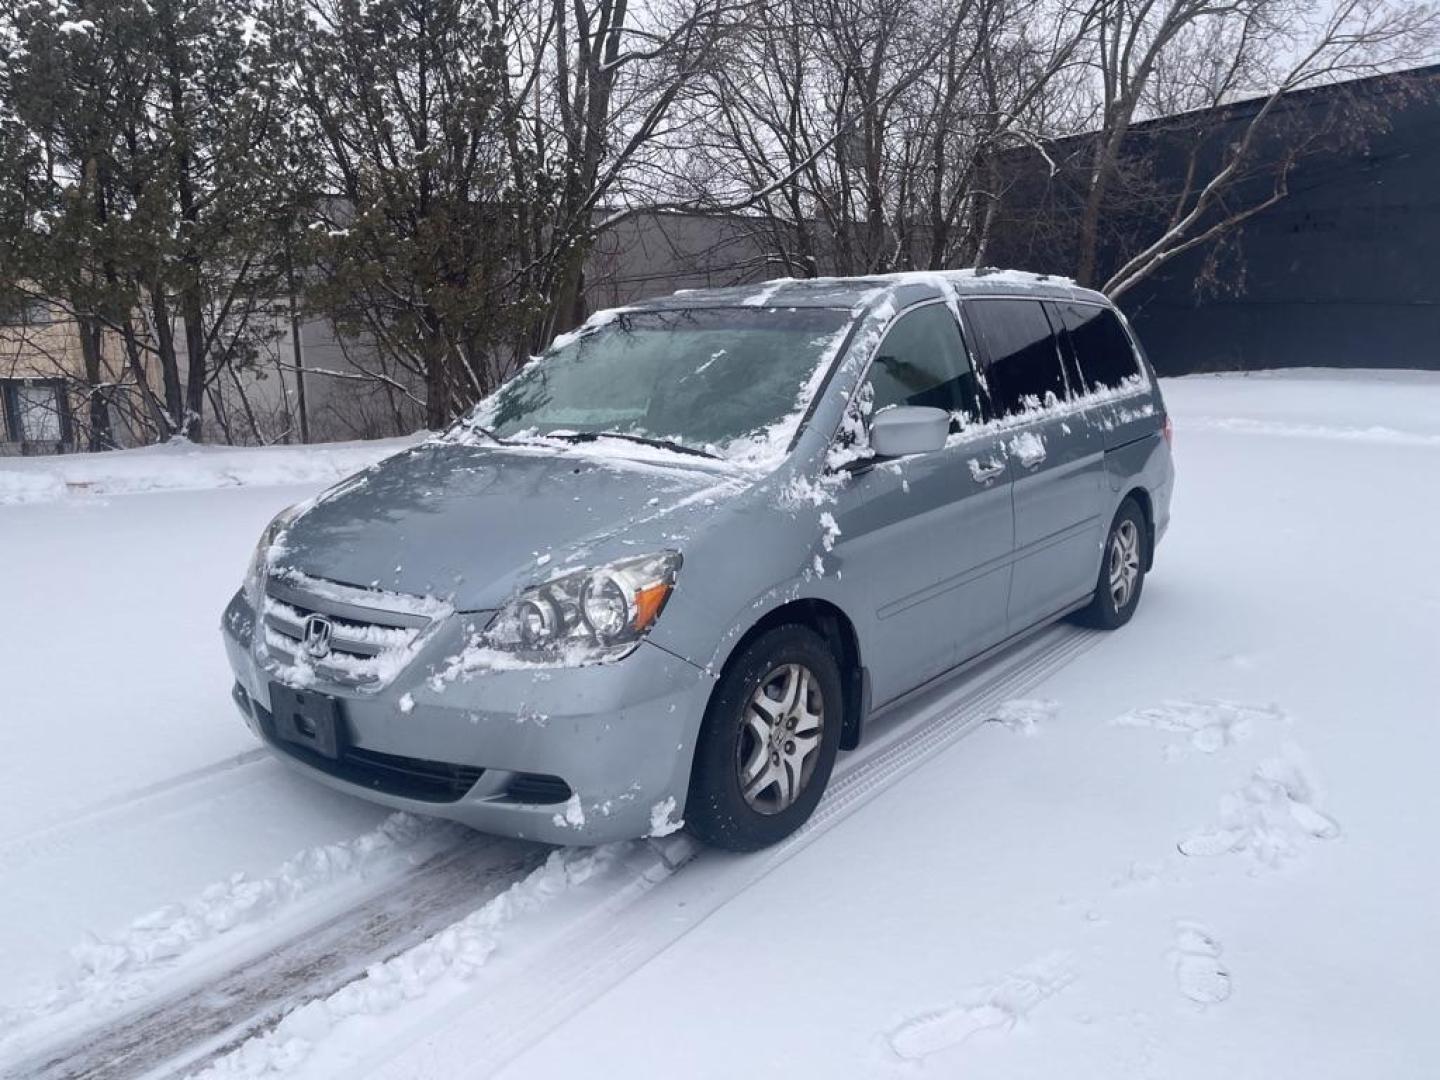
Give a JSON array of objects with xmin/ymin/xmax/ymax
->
[
  {"xmin": 866, "ymin": 303, "xmax": 983, "ymax": 424},
  {"xmin": 1044, "ymin": 301, "xmax": 1087, "ymax": 393},
  {"xmin": 1059, "ymin": 303, "xmax": 1142, "ymax": 393},
  {"xmin": 966, "ymin": 299, "xmax": 1067, "ymax": 418}
]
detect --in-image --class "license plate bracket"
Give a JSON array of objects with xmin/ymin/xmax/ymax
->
[{"xmin": 269, "ymin": 683, "xmax": 346, "ymax": 760}]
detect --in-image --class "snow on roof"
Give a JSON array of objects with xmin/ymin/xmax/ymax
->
[{"xmin": 636, "ymin": 267, "xmax": 1105, "ymax": 313}]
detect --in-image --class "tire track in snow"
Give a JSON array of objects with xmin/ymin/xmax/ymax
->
[
  {"xmin": 0, "ymin": 749, "xmax": 271, "ymax": 870},
  {"xmin": 1, "ymin": 813, "xmax": 461, "ymax": 1054},
  {"xmin": 2, "ymin": 834, "xmax": 547, "ymax": 1080},
  {"xmin": 8, "ymin": 623, "xmax": 1101, "ymax": 1080},
  {"xmin": 361, "ymin": 624, "xmax": 1103, "ymax": 1079}
]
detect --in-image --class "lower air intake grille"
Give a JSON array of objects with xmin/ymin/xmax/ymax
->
[
  {"xmin": 505, "ymin": 773, "xmax": 574, "ymax": 805},
  {"xmin": 342, "ymin": 747, "xmax": 486, "ymax": 802}
]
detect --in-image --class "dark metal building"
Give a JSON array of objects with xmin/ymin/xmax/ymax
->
[
  {"xmin": 1054, "ymin": 67, "xmax": 1440, "ymax": 376},
  {"xmin": 596, "ymin": 67, "xmax": 1440, "ymax": 378}
]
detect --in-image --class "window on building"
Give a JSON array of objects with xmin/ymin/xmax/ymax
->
[
  {"xmin": 2, "ymin": 379, "xmax": 67, "ymax": 444},
  {"xmin": 0, "ymin": 296, "xmax": 58, "ymax": 328},
  {"xmin": 865, "ymin": 303, "xmax": 984, "ymax": 426},
  {"xmin": 1058, "ymin": 303, "xmax": 1143, "ymax": 393},
  {"xmin": 966, "ymin": 298, "xmax": 1068, "ymax": 418}
]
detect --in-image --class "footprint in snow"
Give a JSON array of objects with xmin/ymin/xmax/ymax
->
[
  {"xmin": 886, "ymin": 953, "xmax": 1075, "ymax": 1061},
  {"xmin": 1176, "ymin": 827, "xmax": 1245, "ymax": 857},
  {"xmin": 1288, "ymin": 799, "xmax": 1341, "ymax": 839},
  {"xmin": 987, "ymin": 698, "xmax": 1057, "ymax": 736},
  {"xmin": 1177, "ymin": 747, "xmax": 1340, "ymax": 867},
  {"xmin": 1172, "ymin": 922, "xmax": 1231, "ymax": 1005},
  {"xmin": 1111, "ymin": 699, "xmax": 1282, "ymax": 755},
  {"xmin": 889, "ymin": 1002, "xmax": 1014, "ymax": 1058}
]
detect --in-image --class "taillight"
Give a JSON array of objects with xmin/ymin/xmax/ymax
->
[{"xmin": 1162, "ymin": 414, "xmax": 1174, "ymax": 447}]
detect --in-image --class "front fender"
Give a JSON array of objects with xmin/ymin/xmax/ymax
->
[{"xmin": 645, "ymin": 461, "xmax": 865, "ymax": 679}]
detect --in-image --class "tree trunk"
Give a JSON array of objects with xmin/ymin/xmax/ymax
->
[
  {"xmin": 423, "ymin": 334, "xmax": 450, "ymax": 431},
  {"xmin": 180, "ymin": 291, "xmax": 206, "ymax": 440},
  {"xmin": 150, "ymin": 287, "xmax": 185, "ymax": 437},
  {"xmin": 1074, "ymin": 137, "xmax": 1116, "ymax": 287},
  {"xmin": 163, "ymin": 11, "xmax": 206, "ymax": 441},
  {"xmin": 115, "ymin": 310, "xmax": 167, "ymax": 438},
  {"xmin": 282, "ymin": 235, "xmax": 308, "ymax": 444},
  {"xmin": 548, "ymin": 239, "xmax": 591, "ymax": 341},
  {"xmin": 77, "ymin": 315, "xmax": 116, "ymax": 451}
]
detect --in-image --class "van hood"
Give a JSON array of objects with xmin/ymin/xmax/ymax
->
[{"xmin": 272, "ymin": 440, "xmax": 751, "ymax": 610}]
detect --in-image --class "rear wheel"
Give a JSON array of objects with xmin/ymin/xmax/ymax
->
[
  {"xmin": 686, "ymin": 625, "xmax": 843, "ymax": 851},
  {"xmin": 1077, "ymin": 498, "xmax": 1147, "ymax": 629}
]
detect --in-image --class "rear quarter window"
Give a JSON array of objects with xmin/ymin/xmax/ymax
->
[
  {"xmin": 965, "ymin": 298, "xmax": 1067, "ymax": 418},
  {"xmin": 1058, "ymin": 303, "xmax": 1144, "ymax": 393}
]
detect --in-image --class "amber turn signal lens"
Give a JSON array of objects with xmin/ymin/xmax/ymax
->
[{"xmin": 633, "ymin": 582, "xmax": 673, "ymax": 632}]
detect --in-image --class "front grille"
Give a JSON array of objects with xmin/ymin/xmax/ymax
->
[
  {"xmin": 260, "ymin": 575, "xmax": 440, "ymax": 688},
  {"xmin": 254, "ymin": 699, "xmax": 484, "ymax": 802}
]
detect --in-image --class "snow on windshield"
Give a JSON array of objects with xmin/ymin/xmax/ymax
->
[
  {"xmin": 443, "ymin": 271, "xmax": 1083, "ymax": 472},
  {"xmin": 454, "ymin": 306, "xmax": 855, "ymax": 470}
]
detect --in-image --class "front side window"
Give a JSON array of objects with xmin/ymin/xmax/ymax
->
[
  {"xmin": 864, "ymin": 303, "xmax": 983, "ymax": 426},
  {"xmin": 470, "ymin": 307, "xmax": 853, "ymax": 462},
  {"xmin": 1058, "ymin": 303, "xmax": 1143, "ymax": 393},
  {"xmin": 966, "ymin": 298, "xmax": 1068, "ymax": 418}
]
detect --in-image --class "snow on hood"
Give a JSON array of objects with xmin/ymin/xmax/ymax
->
[{"xmin": 269, "ymin": 440, "xmax": 749, "ymax": 611}]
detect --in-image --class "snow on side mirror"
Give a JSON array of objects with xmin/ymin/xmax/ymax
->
[{"xmin": 869, "ymin": 405, "xmax": 949, "ymax": 458}]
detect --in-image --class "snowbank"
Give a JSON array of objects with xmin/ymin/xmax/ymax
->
[
  {"xmin": 1165, "ymin": 367, "xmax": 1440, "ymax": 443},
  {"xmin": 0, "ymin": 435, "xmax": 420, "ymax": 505}
]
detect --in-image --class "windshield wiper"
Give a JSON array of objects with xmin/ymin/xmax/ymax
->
[
  {"xmin": 446, "ymin": 415, "xmax": 509, "ymax": 446},
  {"xmin": 546, "ymin": 430, "xmax": 721, "ymax": 460}
]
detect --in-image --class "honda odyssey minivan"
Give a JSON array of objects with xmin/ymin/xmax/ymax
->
[{"xmin": 222, "ymin": 269, "xmax": 1173, "ymax": 851}]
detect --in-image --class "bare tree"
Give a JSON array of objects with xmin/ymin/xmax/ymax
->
[
  {"xmin": 285, "ymin": 0, "xmax": 759, "ymax": 429},
  {"xmin": 1067, "ymin": 0, "xmax": 1438, "ymax": 294},
  {"xmin": 677, "ymin": 0, "xmax": 1098, "ymax": 280},
  {"xmin": 518, "ymin": 0, "xmax": 759, "ymax": 343}
]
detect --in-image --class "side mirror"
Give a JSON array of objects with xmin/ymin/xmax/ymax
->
[{"xmin": 869, "ymin": 405, "xmax": 949, "ymax": 458}]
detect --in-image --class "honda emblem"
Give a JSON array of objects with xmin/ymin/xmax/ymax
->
[{"xmin": 302, "ymin": 614, "xmax": 334, "ymax": 659}]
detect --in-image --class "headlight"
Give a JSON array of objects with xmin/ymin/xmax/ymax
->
[
  {"xmin": 483, "ymin": 552, "xmax": 681, "ymax": 664},
  {"xmin": 244, "ymin": 505, "xmax": 301, "ymax": 610}
]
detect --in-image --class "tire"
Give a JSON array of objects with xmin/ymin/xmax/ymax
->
[
  {"xmin": 686, "ymin": 624, "xmax": 844, "ymax": 851},
  {"xmin": 1076, "ymin": 498, "xmax": 1148, "ymax": 630}
]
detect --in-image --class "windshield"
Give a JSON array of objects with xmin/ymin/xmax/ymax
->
[{"xmin": 469, "ymin": 307, "xmax": 854, "ymax": 464}]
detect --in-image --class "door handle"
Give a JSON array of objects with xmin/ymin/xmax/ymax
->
[{"xmin": 968, "ymin": 457, "xmax": 1007, "ymax": 483}]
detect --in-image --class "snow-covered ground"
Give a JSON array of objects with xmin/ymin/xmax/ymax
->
[{"xmin": 1, "ymin": 369, "xmax": 1437, "ymax": 1079}]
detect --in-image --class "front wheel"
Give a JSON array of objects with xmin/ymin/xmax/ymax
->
[
  {"xmin": 685, "ymin": 625, "xmax": 844, "ymax": 851},
  {"xmin": 1076, "ymin": 498, "xmax": 1148, "ymax": 629}
]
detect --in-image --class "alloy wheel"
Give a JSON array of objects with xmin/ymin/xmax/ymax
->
[
  {"xmin": 1109, "ymin": 519, "xmax": 1142, "ymax": 610},
  {"xmin": 737, "ymin": 663, "xmax": 825, "ymax": 814}
]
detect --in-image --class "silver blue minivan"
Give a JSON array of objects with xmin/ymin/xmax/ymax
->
[{"xmin": 222, "ymin": 270, "xmax": 1174, "ymax": 850}]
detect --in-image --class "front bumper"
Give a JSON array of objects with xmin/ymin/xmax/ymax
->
[{"xmin": 222, "ymin": 590, "xmax": 711, "ymax": 844}]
